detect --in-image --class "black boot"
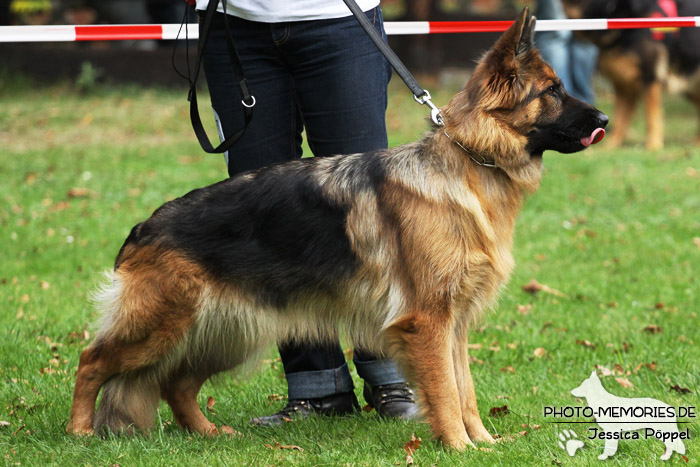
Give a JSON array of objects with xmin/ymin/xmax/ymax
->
[
  {"xmin": 249, "ymin": 391, "xmax": 360, "ymax": 426},
  {"xmin": 363, "ymin": 382, "xmax": 420, "ymax": 420}
]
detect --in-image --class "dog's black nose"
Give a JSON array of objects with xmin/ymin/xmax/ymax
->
[{"xmin": 597, "ymin": 111, "xmax": 609, "ymax": 128}]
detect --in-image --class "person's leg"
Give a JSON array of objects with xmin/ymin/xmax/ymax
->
[
  {"xmin": 534, "ymin": 0, "xmax": 575, "ymax": 94},
  {"xmin": 280, "ymin": 7, "xmax": 417, "ymax": 418},
  {"xmin": 569, "ymin": 39, "xmax": 598, "ymax": 104},
  {"xmin": 201, "ymin": 12, "xmax": 359, "ymax": 424},
  {"xmin": 284, "ymin": 7, "xmax": 391, "ymax": 157},
  {"xmin": 201, "ymin": 12, "xmax": 304, "ymax": 175},
  {"xmin": 536, "ymin": 30, "xmax": 575, "ymax": 93}
]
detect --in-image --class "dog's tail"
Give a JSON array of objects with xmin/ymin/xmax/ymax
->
[{"xmin": 93, "ymin": 373, "xmax": 160, "ymax": 435}]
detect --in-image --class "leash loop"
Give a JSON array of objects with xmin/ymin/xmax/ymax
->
[{"xmin": 242, "ymin": 96, "xmax": 256, "ymax": 108}]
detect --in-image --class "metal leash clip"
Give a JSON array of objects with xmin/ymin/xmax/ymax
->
[{"xmin": 414, "ymin": 91, "xmax": 445, "ymax": 126}]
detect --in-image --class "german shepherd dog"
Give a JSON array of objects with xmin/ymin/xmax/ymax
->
[
  {"xmin": 67, "ymin": 8, "xmax": 608, "ymax": 449},
  {"xmin": 564, "ymin": 0, "xmax": 700, "ymax": 149}
]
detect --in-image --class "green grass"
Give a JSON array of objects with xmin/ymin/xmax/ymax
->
[{"xmin": 1, "ymin": 74, "xmax": 698, "ymax": 466}]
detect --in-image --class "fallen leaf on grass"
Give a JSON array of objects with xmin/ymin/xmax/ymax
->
[
  {"xmin": 501, "ymin": 366, "xmax": 516, "ymax": 373},
  {"xmin": 612, "ymin": 341, "xmax": 632, "ymax": 354},
  {"xmin": 362, "ymin": 404, "xmax": 374, "ymax": 413},
  {"xmin": 517, "ymin": 304, "xmax": 532, "ymax": 315},
  {"xmin": 404, "ymin": 433, "xmax": 421, "ymax": 465},
  {"xmin": 67, "ymin": 330, "xmax": 90, "ymax": 342},
  {"xmin": 267, "ymin": 393, "xmax": 287, "ymax": 402},
  {"xmin": 670, "ymin": 384, "xmax": 691, "ymax": 395},
  {"xmin": 0, "ymin": 421, "xmax": 10, "ymax": 427},
  {"xmin": 489, "ymin": 405, "xmax": 509, "ymax": 417},
  {"xmin": 615, "ymin": 377, "xmax": 634, "ymax": 389},
  {"xmin": 206, "ymin": 396, "xmax": 215, "ymax": 412},
  {"xmin": 693, "ymin": 237, "xmax": 700, "ymax": 249},
  {"xmin": 265, "ymin": 442, "xmax": 303, "ymax": 452},
  {"xmin": 49, "ymin": 201, "xmax": 70, "ymax": 212},
  {"xmin": 533, "ymin": 347, "xmax": 547, "ymax": 358},
  {"xmin": 639, "ymin": 362, "xmax": 657, "ymax": 371},
  {"xmin": 576, "ymin": 339, "xmax": 596, "ymax": 349},
  {"xmin": 522, "ymin": 279, "xmax": 565, "ymax": 297},
  {"xmin": 67, "ymin": 187, "xmax": 91, "ymax": 198},
  {"xmin": 643, "ymin": 325, "xmax": 662, "ymax": 334},
  {"xmin": 595, "ymin": 365, "xmax": 614, "ymax": 377}
]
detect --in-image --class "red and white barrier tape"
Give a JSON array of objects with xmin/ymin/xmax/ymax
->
[{"xmin": 1, "ymin": 17, "xmax": 699, "ymax": 42}]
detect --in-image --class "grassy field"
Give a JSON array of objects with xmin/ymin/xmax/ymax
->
[{"xmin": 0, "ymin": 72, "xmax": 698, "ymax": 466}]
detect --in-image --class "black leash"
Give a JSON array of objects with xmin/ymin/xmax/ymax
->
[
  {"xmin": 183, "ymin": 0, "xmax": 255, "ymax": 154},
  {"xmin": 341, "ymin": 0, "xmax": 444, "ymax": 126}
]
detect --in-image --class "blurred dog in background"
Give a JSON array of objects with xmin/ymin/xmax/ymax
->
[{"xmin": 564, "ymin": 0, "xmax": 700, "ymax": 149}]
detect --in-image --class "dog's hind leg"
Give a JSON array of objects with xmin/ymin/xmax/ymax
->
[
  {"xmin": 69, "ymin": 253, "xmax": 203, "ymax": 435},
  {"xmin": 67, "ymin": 343, "xmax": 117, "ymax": 435},
  {"xmin": 68, "ymin": 338, "xmax": 168, "ymax": 435},
  {"xmin": 645, "ymin": 81, "xmax": 664, "ymax": 150},
  {"xmin": 685, "ymin": 79, "xmax": 700, "ymax": 145},
  {"xmin": 606, "ymin": 88, "xmax": 638, "ymax": 149},
  {"xmin": 452, "ymin": 319, "xmax": 494, "ymax": 444},
  {"xmin": 161, "ymin": 370, "xmax": 221, "ymax": 436},
  {"xmin": 386, "ymin": 312, "xmax": 473, "ymax": 450}
]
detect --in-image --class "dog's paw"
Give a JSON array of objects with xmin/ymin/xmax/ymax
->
[{"xmin": 557, "ymin": 429, "xmax": 584, "ymax": 457}]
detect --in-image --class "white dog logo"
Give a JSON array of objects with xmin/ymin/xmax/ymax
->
[{"xmin": 571, "ymin": 371, "xmax": 687, "ymax": 461}]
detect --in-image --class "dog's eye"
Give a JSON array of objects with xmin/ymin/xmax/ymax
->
[{"xmin": 547, "ymin": 85, "xmax": 558, "ymax": 96}]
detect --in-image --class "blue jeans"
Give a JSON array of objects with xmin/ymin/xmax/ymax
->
[
  {"xmin": 535, "ymin": 0, "xmax": 598, "ymax": 104},
  {"xmin": 201, "ymin": 8, "xmax": 405, "ymax": 399}
]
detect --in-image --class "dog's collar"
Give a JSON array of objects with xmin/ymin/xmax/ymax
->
[{"xmin": 443, "ymin": 131, "xmax": 499, "ymax": 169}]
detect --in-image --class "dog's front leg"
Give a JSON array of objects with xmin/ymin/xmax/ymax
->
[
  {"xmin": 452, "ymin": 321, "xmax": 494, "ymax": 444},
  {"xmin": 387, "ymin": 312, "xmax": 473, "ymax": 450}
]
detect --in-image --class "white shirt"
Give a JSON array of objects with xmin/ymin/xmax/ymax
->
[{"xmin": 195, "ymin": 0, "xmax": 380, "ymax": 23}]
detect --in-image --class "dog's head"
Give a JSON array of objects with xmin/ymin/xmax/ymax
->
[
  {"xmin": 570, "ymin": 370, "xmax": 603, "ymax": 399},
  {"xmin": 443, "ymin": 8, "xmax": 608, "ymax": 175}
]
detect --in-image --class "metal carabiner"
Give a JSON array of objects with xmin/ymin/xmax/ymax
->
[{"xmin": 414, "ymin": 91, "xmax": 445, "ymax": 126}]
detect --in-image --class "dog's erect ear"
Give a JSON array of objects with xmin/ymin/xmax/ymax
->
[
  {"xmin": 590, "ymin": 370, "xmax": 599, "ymax": 380},
  {"xmin": 516, "ymin": 9, "xmax": 537, "ymax": 57},
  {"xmin": 491, "ymin": 7, "xmax": 536, "ymax": 63}
]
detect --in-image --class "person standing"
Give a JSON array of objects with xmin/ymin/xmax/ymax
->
[{"xmin": 195, "ymin": 0, "xmax": 419, "ymax": 425}]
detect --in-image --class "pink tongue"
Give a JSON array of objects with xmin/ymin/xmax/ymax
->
[{"xmin": 581, "ymin": 128, "xmax": 605, "ymax": 147}]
